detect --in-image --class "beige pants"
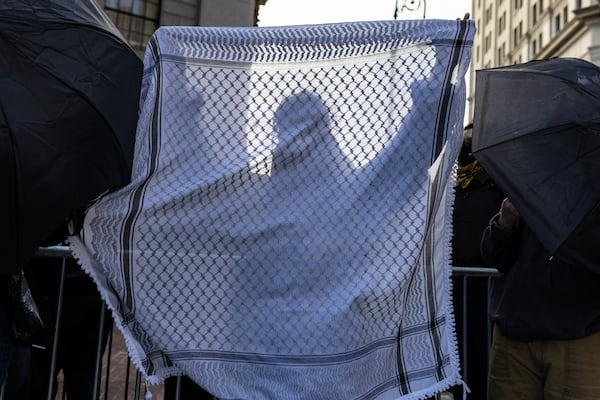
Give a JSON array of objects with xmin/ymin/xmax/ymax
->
[{"xmin": 488, "ymin": 325, "xmax": 600, "ymax": 400}]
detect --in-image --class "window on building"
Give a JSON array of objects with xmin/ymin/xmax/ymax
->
[
  {"xmin": 485, "ymin": 6, "xmax": 493, "ymax": 23},
  {"xmin": 513, "ymin": 27, "xmax": 518, "ymax": 46},
  {"xmin": 485, "ymin": 34, "xmax": 492, "ymax": 54},
  {"xmin": 555, "ymin": 14, "xmax": 561, "ymax": 33},
  {"xmin": 519, "ymin": 21, "xmax": 523, "ymax": 38},
  {"xmin": 575, "ymin": 0, "xmax": 582, "ymax": 9},
  {"xmin": 539, "ymin": 33, "xmax": 543, "ymax": 49},
  {"xmin": 498, "ymin": 12, "xmax": 506, "ymax": 34},
  {"xmin": 532, "ymin": 39, "xmax": 537, "ymax": 56},
  {"xmin": 476, "ymin": 45, "xmax": 480, "ymax": 62},
  {"xmin": 563, "ymin": 6, "xmax": 568, "ymax": 25},
  {"xmin": 104, "ymin": 0, "xmax": 161, "ymax": 50},
  {"xmin": 533, "ymin": 4, "xmax": 537, "ymax": 24},
  {"xmin": 539, "ymin": 0, "xmax": 543, "ymax": 11}
]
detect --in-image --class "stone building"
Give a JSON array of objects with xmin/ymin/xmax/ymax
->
[
  {"xmin": 468, "ymin": 0, "xmax": 600, "ymax": 118},
  {"xmin": 96, "ymin": 0, "xmax": 268, "ymax": 54}
]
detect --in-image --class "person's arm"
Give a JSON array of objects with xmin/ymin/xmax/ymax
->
[{"xmin": 480, "ymin": 198, "xmax": 521, "ymax": 272}]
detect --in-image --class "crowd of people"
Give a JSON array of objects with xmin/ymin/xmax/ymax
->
[
  {"xmin": 1, "ymin": 122, "xmax": 597, "ymax": 400},
  {"xmin": 2, "ymin": 118, "xmax": 599, "ymax": 400}
]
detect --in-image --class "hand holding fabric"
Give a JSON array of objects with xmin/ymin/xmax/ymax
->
[{"xmin": 498, "ymin": 198, "xmax": 520, "ymax": 230}]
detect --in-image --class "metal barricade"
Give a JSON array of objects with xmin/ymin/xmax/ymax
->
[
  {"xmin": 1, "ymin": 247, "xmax": 500, "ymax": 400},
  {"xmin": 0, "ymin": 246, "xmax": 154, "ymax": 400},
  {"xmin": 452, "ymin": 266, "xmax": 501, "ymax": 398}
]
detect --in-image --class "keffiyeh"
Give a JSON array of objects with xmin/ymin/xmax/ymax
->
[{"xmin": 70, "ymin": 19, "xmax": 474, "ymax": 399}]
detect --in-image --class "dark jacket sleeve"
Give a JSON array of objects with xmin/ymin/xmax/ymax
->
[{"xmin": 480, "ymin": 213, "xmax": 521, "ymax": 273}]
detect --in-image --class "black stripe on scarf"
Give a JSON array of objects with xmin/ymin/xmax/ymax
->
[{"xmin": 396, "ymin": 18, "xmax": 473, "ymax": 394}]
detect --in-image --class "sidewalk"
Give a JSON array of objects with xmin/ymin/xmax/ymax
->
[
  {"xmin": 55, "ymin": 323, "xmax": 165, "ymax": 400},
  {"xmin": 101, "ymin": 325, "xmax": 165, "ymax": 400}
]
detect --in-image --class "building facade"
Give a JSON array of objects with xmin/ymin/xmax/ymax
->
[
  {"xmin": 95, "ymin": 0, "xmax": 267, "ymax": 55},
  {"xmin": 468, "ymin": 0, "xmax": 600, "ymax": 119}
]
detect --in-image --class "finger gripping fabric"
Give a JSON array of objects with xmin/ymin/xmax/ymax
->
[{"xmin": 70, "ymin": 19, "xmax": 474, "ymax": 400}]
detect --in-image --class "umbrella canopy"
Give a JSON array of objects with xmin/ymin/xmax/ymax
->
[
  {"xmin": 472, "ymin": 58, "xmax": 600, "ymax": 270},
  {"xmin": 0, "ymin": 0, "xmax": 142, "ymax": 273}
]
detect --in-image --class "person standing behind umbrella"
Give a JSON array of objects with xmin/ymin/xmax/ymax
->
[
  {"xmin": 481, "ymin": 197, "xmax": 600, "ymax": 399},
  {"xmin": 450, "ymin": 122, "xmax": 504, "ymax": 400}
]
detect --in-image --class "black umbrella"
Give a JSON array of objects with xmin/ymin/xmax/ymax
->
[
  {"xmin": 472, "ymin": 58, "xmax": 600, "ymax": 270},
  {"xmin": 0, "ymin": 0, "xmax": 142, "ymax": 273}
]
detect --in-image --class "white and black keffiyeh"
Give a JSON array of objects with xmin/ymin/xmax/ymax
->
[{"xmin": 70, "ymin": 19, "xmax": 474, "ymax": 400}]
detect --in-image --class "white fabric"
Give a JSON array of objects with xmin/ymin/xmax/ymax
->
[{"xmin": 70, "ymin": 19, "xmax": 474, "ymax": 400}]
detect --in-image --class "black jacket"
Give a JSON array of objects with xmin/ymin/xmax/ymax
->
[
  {"xmin": 481, "ymin": 215, "xmax": 600, "ymax": 341},
  {"xmin": 452, "ymin": 170, "xmax": 504, "ymax": 267}
]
